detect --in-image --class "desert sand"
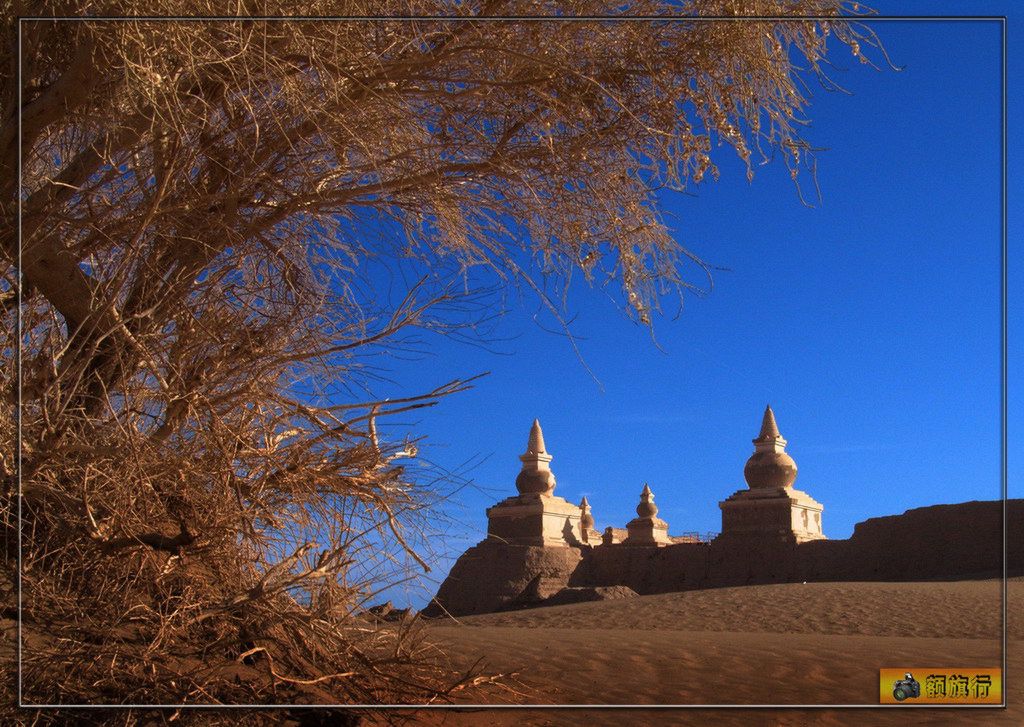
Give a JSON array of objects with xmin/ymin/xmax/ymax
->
[{"xmin": 394, "ymin": 578, "xmax": 1022, "ymax": 726}]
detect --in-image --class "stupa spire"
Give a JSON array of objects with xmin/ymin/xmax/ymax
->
[
  {"xmin": 757, "ymin": 405, "xmax": 781, "ymax": 439},
  {"xmin": 515, "ymin": 418, "xmax": 556, "ymax": 496},
  {"xmin": 753, "ymin": 404, "xmax": 788, "ymax": 454},
  {"xmin": 526, "ymin": 418, "xmax": 547, "ymax": 455}
]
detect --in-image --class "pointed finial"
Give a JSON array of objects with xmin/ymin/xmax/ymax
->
[
  {"xmin": 757, "ymin": 405, "xmax": 781, "ymax": 440},
  {"xmin": 580, "ymin": 495, "xmax": 590, "ymax": 509},
  {"xmin": 526, "ymin": 418, "xmax": 547, "ymax": 454},
  {"xmin": 752, "ymin": 404, "xmax": 787, "ymax": 452}
]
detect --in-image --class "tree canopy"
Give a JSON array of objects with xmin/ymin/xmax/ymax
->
[{"xmin": 0, "ymin": 1, "xmax": 883, "ymax": 717}]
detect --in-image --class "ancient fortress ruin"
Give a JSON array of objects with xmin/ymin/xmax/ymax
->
[{"xmin": 425, "ymin": 407, "xmax": 1019, "ymax": 617}]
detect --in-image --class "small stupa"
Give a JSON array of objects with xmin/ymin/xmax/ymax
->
[
  {"xmin": 579, "ymin": 496, "xmax": 601, "ymax": 544},
  {"xmin": 624, "ymin": 483, "xmax": 672, "ymax": 546},
  {"xmin": 485, "ymin": 420, "xmax": 584, "ymax": 547},
  {"xmin": 718, "ymin": 406, "xmax": 825, "ymax": 544}
]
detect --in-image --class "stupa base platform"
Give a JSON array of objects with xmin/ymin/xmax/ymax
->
[
  {"xmin": 486, "ymin": 493, "xmax": 584, "ymax": 547},
  {"xmin": 623, "ymin": 516, "xmax": 672, "ymax": 546},
  {"xmin": 719, "ymin": 486, "xmax": 826, "ymax": 544}
]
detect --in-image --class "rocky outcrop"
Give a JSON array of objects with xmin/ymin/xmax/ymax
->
[{"xmin": 421, "ymin": 539, "xmax": 582, "ymax": 617}]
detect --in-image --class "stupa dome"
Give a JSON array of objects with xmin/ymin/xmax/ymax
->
[
  {"xmin": 743, "ymin": 405, "xmax": 798, "ymax": 489},
  {"xmin": 635, "ymin": 483, "xmax": 658, "ymax": 519}
]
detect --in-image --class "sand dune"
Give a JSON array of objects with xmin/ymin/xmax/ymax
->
[
  {"xmin": 396, "ymin": 578, "xmax": 1022, "ymax": 726},
  {"xmin": 452, "ymin": 579, "xmax": 1014, "ymax": 639}
]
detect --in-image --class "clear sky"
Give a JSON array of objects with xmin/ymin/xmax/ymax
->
[{"xmin": 357, "ymin": 6, "xmax": 1016, "ymax": 608}]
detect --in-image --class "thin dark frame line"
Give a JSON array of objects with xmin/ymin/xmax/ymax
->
[
  {"xmin": 14, "ymin": 14, "xmax": 1010, "ymax": 21},
  {"xmin": 1000, "ymin": 11, "xmax": 1009, "ymax": 705},
  {"xmin": 18, "ymin": 704, "xmax": 1010, "ymax": 709},
  {"xmin": 15, "ymin": 12, "xmax": 23, "ymax": 712},
  {"xmin": 15, "ymin": 13, "xmax": 1008, "ymax": 711}
]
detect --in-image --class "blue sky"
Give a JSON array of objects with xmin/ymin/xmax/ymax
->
[{"xmin": 358, "ymin": 7, "xmax": 1015, "ymax": 608}]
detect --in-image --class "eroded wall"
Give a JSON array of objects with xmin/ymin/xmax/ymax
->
[{"xmin": 426, "ymin": 499, "xmax": 1021, "ymax": 617}]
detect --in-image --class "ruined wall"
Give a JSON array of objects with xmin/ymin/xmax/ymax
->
[
  {"xmin": 426, "ymin": 499, "xmax": 1022, "ymax": 617},
  {"xmin": 585, "ymin": 499, "xmax": 1022, "ymax": 592},
  {"xmin": 824, "ymin": 499, "xmax": 1021, "ymax": 581},
  {"xmin": 573, "ymin": 542, "xmax": 711, "ymax": 594}
]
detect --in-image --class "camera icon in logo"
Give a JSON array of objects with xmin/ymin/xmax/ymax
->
[{"xmin": 892, "ymin": 672, "xmax": 921, "ymax": 701}]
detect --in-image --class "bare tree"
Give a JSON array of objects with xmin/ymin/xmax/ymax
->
[{"xmin": 0, "ymin": 1, "xmax": 884, "ymax": 718}]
